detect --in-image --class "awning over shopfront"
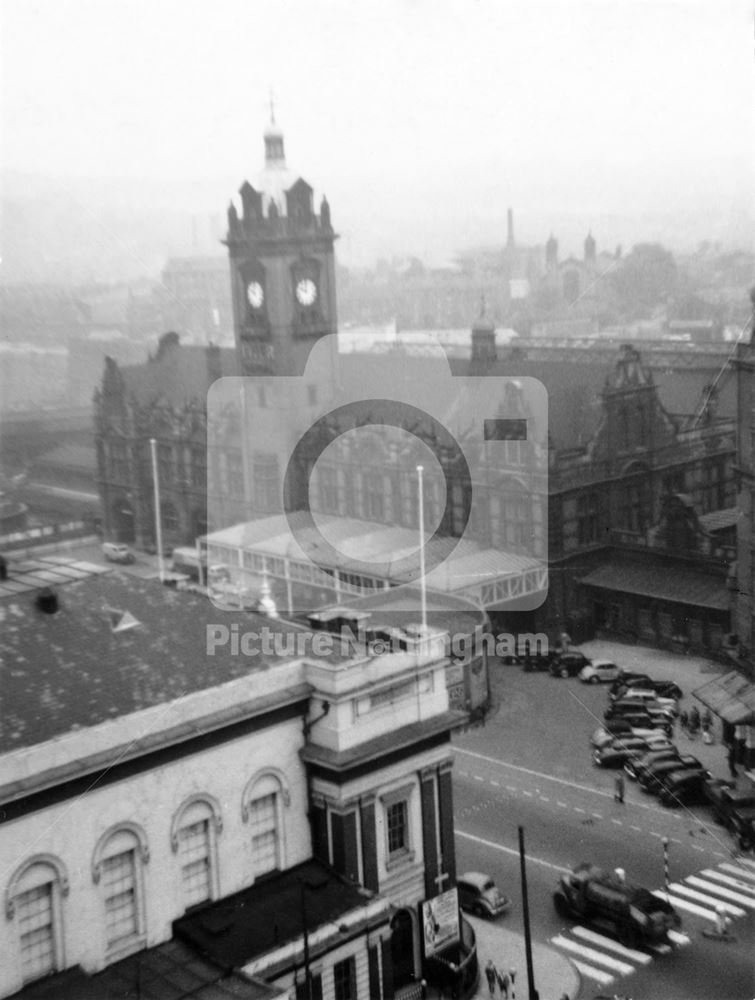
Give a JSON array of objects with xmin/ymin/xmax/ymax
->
[
  {"xmin": 693, "ymin": 671, "xmax": 755, "ymax": 725},
  {"xmin": 578, "ymin": 562, "xmax": 729, "ymax": 611}
]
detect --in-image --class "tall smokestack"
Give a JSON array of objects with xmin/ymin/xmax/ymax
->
[{"xmin": 507, "ymin": 207, "xmax": 515, "ymax": 249}]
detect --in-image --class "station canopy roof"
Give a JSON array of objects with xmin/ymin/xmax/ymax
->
[
  {"xmin": 693, "ymin": 670, "xmax": 755, "ymax": 725},
  {"xmin": 203, "ymin": 513, "xmax": 545, "ymax": 602}
]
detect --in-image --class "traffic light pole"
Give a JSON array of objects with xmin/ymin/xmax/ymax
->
[{"xmin": 518, "ymin": 825, "xmax": 540, "ymax": 1000}]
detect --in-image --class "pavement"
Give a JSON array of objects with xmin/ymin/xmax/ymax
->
[
  {"xmin": 420, "ymin": 914, "xmax": 579, "ymax": 1000},
  {"xmin": 467, "ymin": 916, "xmax": 579, "ymax": 1000}
]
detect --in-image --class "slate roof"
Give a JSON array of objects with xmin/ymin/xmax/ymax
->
[
  {"xmin": 0, "ymin": 571, "xmax": 309, "ymax": 753},
  {"xmin": 10, "ymin": 940, "xmax": 281, "ymax": 1000},
  {"xmin": 578, "ymin": 558, "xmax": 729, "ymax": 611}
]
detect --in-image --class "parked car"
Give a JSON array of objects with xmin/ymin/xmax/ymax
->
[
  {"xmin": 624, "ymin": 678, "xmax": 683, "ymax": 701},
  {"xmin": 521, "ymin": 651, "xmax": 555, "ymax": 672},
  {"xmin": 102, "ymin": 542, "xmax": 135, "ymax": 564},
  {"xmin": 660, "ymin": 773, "xmax": 728, "ymax": 808},
  {"xmin": 610, "ymin": 686, "xmax": 679, "ymax": 715},
  {"xmin": 549, "ymin": 651, "xmax": 592, "ymax": 678},
  {"xmin": 592, "ymin": 720, "xmax": 668, "ymax": 748},
  {"xmin": 639, "ymin": 756, "xmax": 704, "ymax": 795},
  {"xmin": 609, "ymin": 672, "xmax": 653, "ymax": 696},
  {"xmin": 604, "ymin": 700, "xmax": 674, "ymax": 733},
  {"xmin": 579, "ymin": 660, "xmax": 621, "ymax": 684},
  {"xmin": 625, "ymin": 746, "xmax": 682, "ymax": 781},
  {"xmin": 593, "ymin": 735, "xmax": 672, "ymax": 769},
  {"xmin": 704, "ymin": 781, "xmax": 755, "ymax": 826},
  {"xmin": 457, "ymin": 872, "xmax": 510, "ymax": 918}
]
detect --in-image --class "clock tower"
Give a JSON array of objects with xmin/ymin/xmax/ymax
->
[{"xmin": 225, "ymin": 116, "xmax": 338, "ymax": 376}]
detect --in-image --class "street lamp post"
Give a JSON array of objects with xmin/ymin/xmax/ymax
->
[{"xmin": 518, "ymin": 826, "xmax": 540, "ymax": 1000}]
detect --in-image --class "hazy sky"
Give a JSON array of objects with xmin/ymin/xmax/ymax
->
[{"xmin": 2, "ymin": 0, "xmax": 753, "ymax": 265}]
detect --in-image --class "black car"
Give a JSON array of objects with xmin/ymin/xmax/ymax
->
[
  {"xmin": 593, "ymin": 736, "xmax": 667, "ymax": 769},
  {"xmin": 660, "ymin": 772, "xmax": 727, "ymax": 808},
  {"xmin": 625, "ymin": 746, "xmax": 681, "ymax": 780},
  {"xmin": 639, "ymin": 756, "xmax": 703, "ymax": 794},
  {"xmin": 609, "ymin": 672, "xmax": 653, "ymax": 696},
  {"xmin": 548, "ymin": 651, "xmax": 592, "ymax": 678},
  {"xmin": 655, "ymin": 766, "xmax": 710, "ymax": 802}
]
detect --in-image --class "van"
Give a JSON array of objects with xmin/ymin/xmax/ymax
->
[{"xmin": 102, "ymin": 542, "xmax": 135, "ymax": 564}]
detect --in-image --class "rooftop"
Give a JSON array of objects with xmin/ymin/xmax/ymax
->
[
  {"xmin": 0, "ymin": 570, "xmax": 309, "ymax": 753},
  {"xmin": 10, "ymin": 939, "xmax": 282, "ymax": 1000},
  {"xmin": 174, "ymin": 859, "xmax": 386, "ymax": 974}
]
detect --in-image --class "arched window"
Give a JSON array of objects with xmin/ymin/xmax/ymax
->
[
  {"xmin": 6, "ymin": 856, "xmax": 68, "ymax": 984},
  {"xmin": 92, "ymin": 824, "xmax": 149, "ymax": 957},
  {"xmin": 170, "ymin": 795, "xmax": 223, "ymax": 909},
  {"xmin": 242, "ymin": 770, "xmax": 291, "ymax": 878}
]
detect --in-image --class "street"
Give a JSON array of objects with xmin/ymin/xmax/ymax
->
[{"xmin": 453, "ymin": 647, "xmax": 755, "ymax": 1000}]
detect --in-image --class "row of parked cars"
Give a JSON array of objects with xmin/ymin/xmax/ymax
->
[{"xmin": 589, "ymin": 672, "xmax": 755, "ymax": 850}]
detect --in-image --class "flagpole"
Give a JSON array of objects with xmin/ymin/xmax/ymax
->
[
  {"xmin": 150, "ymin": 438, "xmax": 165, "ymax": 582},
  {"xmin": 417, "ymin": 465, "xmax": 427, "ymax": 631}
]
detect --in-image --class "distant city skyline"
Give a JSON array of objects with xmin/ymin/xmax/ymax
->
[{"xmin": 1, "ymin": 0, "xmax": 753, "ymax": 276}]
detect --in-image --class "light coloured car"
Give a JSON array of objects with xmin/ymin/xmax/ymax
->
[
  {"xmin": 457, "ymin": 872, "xmax": 510, "ymax": 918},
  {"xmin": 579, "ymin": 659, "xmax": 621, "ymax": 684},
  {"xmin": 102, "ymin": 542, "xmax": 135, "ymax": 564}
]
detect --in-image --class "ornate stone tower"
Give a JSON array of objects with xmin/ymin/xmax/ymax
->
[{"xmin": 224, "ymin": 115, "xmax": 338, "ymax": 376}]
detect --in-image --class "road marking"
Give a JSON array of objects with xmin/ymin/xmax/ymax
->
[
  {"xmin": 455, "ymin": 830, "xmax": 570, "ymax": 873},
  {"xmin": 701, "ymin": 869, "xmax": 755, "ymax": 895},
  {"xmin": 522, "ymin": 790, "xmax": 533, "ymax": 797},
  {"xmin": 574, "ymin": 807, "xmax": 585, "ymax": 814},
  {"xmin": 453, "ymin": 746, "xmax": 689, "ymax": 818},
  {"xmin": 539, "ymin": 795, "xmax": 550, "ymax": 802},
  {"xmin": 691, "ymin": 845, "xmax": 705, "ymax": 852},
  {"xmin": 611, "ymin": 818, "xmax": 623, "ymax": 826},
  {"xmin": 735, "ymin": 857, "xmax": 755, "ymax": 872},
  {"xmin": 720, "ymin": 862, "xmax": 755, "ymax": 883},
  {"xmin": 591, "ymin": 812, "xmax": 603, "ymax": 819},
  {"xmin": 473, "ymin": 775, "xmax": 484, "ymax": 782},
  {"xmin": 572, "ymin": 926, "xmax": 651, "ymax": 963},
  {"xmin": 685, "ymin": 876, "xmax": 755, "ymax": 909},
  {"xmin": 650, "ymin": 832, "xmax": 663, "ymax": 839},
  {"xmin": 667, "ymin": 929, "xmax": 691, "ymax": 946},
  {"xmin": 490, "ymin": 780, "xmax": 500, "ymax": 787},
  {"xmin": 550, "ymin": 935, "xmax": 634, "ymax": 975},
  {"xmin": 506, "ymin": 785, "xmax": 517, "ymax": 793},
  {"xmin": 557, "ymin": 801, "xmax": 568, "ymax": 808},
  {"xmin": 648, "ymin": 943, "xmax": 672, "ymax": 955},
  {"xmin": 655, "ymin": 890, "xmax": 721, "ymax": 921},
  {"xmin": 631, "ymin": 825, "xmax": 642, "ymax": 832},
  {"xmin": 652, "ymin": 889, "xmax": 724, "ymax": 921},
  {"xmin": 667, "ymin": 882, "xmax": 744, "ymax": 917},
  {"xmin": 564, "ymin": 956, "xmax": 614, "ymax": 986}
]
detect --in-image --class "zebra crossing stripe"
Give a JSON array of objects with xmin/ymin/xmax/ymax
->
[
  {"xmin": 667, "ymin": 929, "xmax": 691, "ymax": 946},
  {"xmin": 702, "ymin": 868, "xmax": 755, "ymax": 895},
  {"xmin": 569, "ymin": 958, "xmax": 614, "ymax": 987},
  {"xmin": 685, "ymin": 875, "xmax": 755, "ymax": 909},
  {"xmin": 571, "ymin": 925, "xmax": 652, "ymax": 963},
  {"xmin": 549, "ymin": 935, "xmax": 635, "ymax": 976},
  {"xmin": 665, "ymin": 883, "xmax": 745, "ymax": 918},
  {"xmin": 720, "ymin": 861, "xmax": 755, "ymax": 884},
  {"xmin": 652, "ymin": 889, "xmax": 719, "ymax": 921},
  {"xmin": 734, "ymin": 856, "xmax": 755, "ymax": 872},
  {"xmin": 647, "ymin": 943, "xmax": 672, "ymax": 955}
]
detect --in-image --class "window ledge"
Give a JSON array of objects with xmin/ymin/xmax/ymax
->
[{"xmin": 385, "ymin": 849, "xmax": 415, "ymax": 872}]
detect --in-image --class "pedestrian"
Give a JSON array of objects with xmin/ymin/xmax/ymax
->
[
  {"xmin": 614, "ymin": 772, "xmax": 625, "ymax": 803},
  {"xmin": 679, "ymin": 709, "xmax": 689, "ymax": 734},
  {"xmin": 484, "ymin": 959, "xmax": 497, "ymax": 998},
  {"xmin": 689, "ymin": 705, "xmax": 700, "ymax": 735},
  {"xmin": 496, "ymin": 968, "xmax": 510, "ymax": 999},
  {"xmin": 727, "ymin": 742, "xmax": 738, "ymax": 778}
]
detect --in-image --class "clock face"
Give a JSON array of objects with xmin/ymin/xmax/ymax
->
[
  {"xmin": 246, "ymin": 281, "xmax": 264, "ymax": 309},
  {"xmin": 295, "ymin": 278, "xmax": 317, "ymax": 307}
]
